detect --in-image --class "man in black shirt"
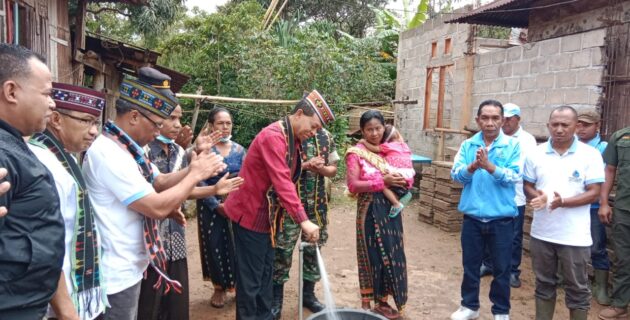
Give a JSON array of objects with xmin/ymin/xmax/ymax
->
[{"xmin": 0, "ymin": 43, "xmax": 64, "ymax": 319}]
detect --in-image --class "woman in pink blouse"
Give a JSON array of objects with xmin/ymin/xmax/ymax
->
[{"xmin": 346, "ymin": 110, "xmax": 411, "ymax": 320}]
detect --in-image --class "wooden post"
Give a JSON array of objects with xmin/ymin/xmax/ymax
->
[
  {"xmin": 73, "ymin": 0, "xmax": 87, "ymax": 86},
  {"xmin": 461, "ymin": 55, "xmax": 474, "ymax": 130},
  {"xmin": 190, "ymin": 86, "xmax": 203, "ymax": 132}
]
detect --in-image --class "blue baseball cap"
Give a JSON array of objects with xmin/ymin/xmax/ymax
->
[{"xmin": 503, "ymin": 103, "xmax": 521, "ymax": 118}]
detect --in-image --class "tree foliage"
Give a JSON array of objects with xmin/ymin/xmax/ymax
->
[
  {"xmin": 158, "ymin": 1, "xmax": 394, "ymax": 147},
  {"xmin": 231, "ymin": 0, "xmax": 389, "ymax": 37},
  {"xmin": 85, "ymin": 0, "xmax": 186, "ymax": 47}
]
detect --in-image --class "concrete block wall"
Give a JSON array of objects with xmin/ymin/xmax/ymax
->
[
  {"xmin": 395, "ymin": 12, "xmax": 472, "ymax": 158},
  {"xmin": 470, "ymin": 28, "xmax": 606, "ymax": 137}
]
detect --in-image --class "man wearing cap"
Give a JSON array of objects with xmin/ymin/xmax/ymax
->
[
  {"xmin": 83, "ymin": 67, "xmax": 225, "ymax": 320},
  {"xmin": 223, "ymin": 90, "xmax": 335, "ymax": 320},
  {"xmin": 27, "ymin": 82, "xmax": 106, "ymax": 320},
  {"xmin": 575, "ymin": 109, "xmax": 611, "ymax": 306},
  {"xmin": 271, "ymin": 126, "xmax": 339, "ymax": 319},
  {"xmin": 524, "ymin": 106, "xmax": 604, "ymax": 320},
  {"xmin": 479, "ymin": 103, "xmax": 537, "ymax": 289},
  {"xmin": 598, "ymin": 124, "xmax": 630, "ymax": 319},
  {"xmin": 0, "ymin": 43, "xmax": 64, "ymax": 320}
]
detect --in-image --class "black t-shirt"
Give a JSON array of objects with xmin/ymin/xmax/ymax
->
[{"xmin": 0, "ymin": 119, "xmax": 64, "ymax": 311}]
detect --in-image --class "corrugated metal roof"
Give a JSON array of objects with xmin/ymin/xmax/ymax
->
[
  {"xmin": 85, "ymin": 32, "xmax": 190, "ymax": 92},
  {"xmin": 445, "ymin": 0, "xmax": 534, "ymax": 28}
]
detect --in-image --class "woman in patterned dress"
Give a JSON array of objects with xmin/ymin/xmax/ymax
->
[
  {"xmin": 345, "ymin": 110, "xmax": 411, "ymax": 320},
  {"xmin": 197, "ymin": 108, "xmax": 246, "ymax": 308}
]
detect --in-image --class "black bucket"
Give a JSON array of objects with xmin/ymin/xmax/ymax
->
[{"xmin": 306, "ymin": 309, "xmax": 388, "ymax": 320}]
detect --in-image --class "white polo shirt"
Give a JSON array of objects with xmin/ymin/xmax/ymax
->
[
  {"xmin": 523, "ymin": 138, "xmax": 605, "ymax": 246},
  {"xmin": 83, "ymin": 135, "xmax": 159, "ymax": 295},
  {"xmin": 507, "ymin": 126, "xmax": 538, "ymax": 206},
  {"xmin": 29, "ymin": 143, "xmax": 105, "ymax": 320}
]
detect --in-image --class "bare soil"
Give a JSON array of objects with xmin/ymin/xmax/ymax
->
[{"xmin": 186, "ymin": 184, "xmax": 606, "ymax": 319}]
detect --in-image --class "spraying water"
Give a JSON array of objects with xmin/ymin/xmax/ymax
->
[{"xmin": 315, "ymin": 246, "xmax": 341, "ymax": 320}]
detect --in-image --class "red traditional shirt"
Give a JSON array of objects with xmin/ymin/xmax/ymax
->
[{"xmin": 224, "ymin": 121, "xmax": 308, "ymax": 233}]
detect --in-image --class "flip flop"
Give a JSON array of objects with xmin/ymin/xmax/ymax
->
[
  {"xmin": 210, "ymin": 291, "xmax": 225, "ymax": 308},
  {"xmin": 399, "ymin": 192, "xmax": 412, "ymax": 206},
  {"xmin": 373, "ymin": 304, "xmax": 401, "ymax": 320},
  {"xmin": 389, "ymin": 204, "xmax": 404, "ymax": 218}
]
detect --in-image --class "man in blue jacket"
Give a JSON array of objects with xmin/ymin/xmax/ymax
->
[{"xmin": 450, "ymin": 100, "xmax": 521, "ymax": 320}]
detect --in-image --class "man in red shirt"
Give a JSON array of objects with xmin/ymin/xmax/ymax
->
[{"xmin": 223, "ymin": 90, "xmax": 335, "ymax": 320}]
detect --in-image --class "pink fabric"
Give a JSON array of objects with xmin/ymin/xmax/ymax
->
[
  {"xmin": 345, "ymin": 144, "xmax": 386, "ymax": 194},
  {"xmin": 381, "ymin": 142, "xmax": 415, "ymax": 186}
]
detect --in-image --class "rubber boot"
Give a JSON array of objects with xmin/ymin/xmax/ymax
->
[
  {"xmin": 535, "ymin": 297, "xmax": 556, "ymax": 320},
  {"xmin": 593, "ymin": 269, "xmax": 612, "ymax": 306},
  {"xmin": 271, "ymin": 284, "xmax": 284, "ymax": 320},
  {"xmin": 303, "ymin": 280, "xmax": 325, "ymax": 313},
  {"xmin": 569, "ymin": 309, "xmax": 587, "ymax": 320}
]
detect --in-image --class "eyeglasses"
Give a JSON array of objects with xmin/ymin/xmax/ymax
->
[
  {"xmin": 138, "ymin": 111, "xmax": 164, "ymax": 129},
  {"xmin": 57, "ymin": 111, "xmax": 101, "ymax": 128}
]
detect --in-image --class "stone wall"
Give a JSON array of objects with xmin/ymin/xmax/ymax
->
[
  {"xmin": 396, "ymin": 11, "xmax": 608, "ymax": 158},
  {"xmin": 470, "ymin": 28, "xmax": 607, "ymax": 137},
  {"xmin": 395, "ymin": 12, "xmax": 472, "ymax": 158}
]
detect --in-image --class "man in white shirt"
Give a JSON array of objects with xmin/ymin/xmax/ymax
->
[
  {"xmin": 480, "ymin": 103, "xmax": 537, "ymax": 289},
  {"xmin": 28, "ymin": 82, "xmax": 107, "ymax": 320},
  {"xmin": 83, "ymin": 68, "xmax": 225, "ymax": 320},
  {"xmin": 523, "ymin": 106, "xmax": 604, "ymax": 320}
]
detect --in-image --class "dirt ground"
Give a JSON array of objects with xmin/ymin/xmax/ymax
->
[{"xmin": 186, "ymin": 184, "xmax": 607, "ymax": 319}]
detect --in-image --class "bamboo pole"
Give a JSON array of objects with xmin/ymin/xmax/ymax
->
[
  {"xmin": 190, "ymin": 86, "xmax": 203, "ymax": 131},
  {"xmin": 262, "ymin": 0, "xmax": 280, "ymax": 29},
  {"xmin": 266, "ymin": 0, "xmax": 289, "ymax": 31},
  {"xmin": 176, "ymin": 93, "xmax": 299, "ymax": 105}
]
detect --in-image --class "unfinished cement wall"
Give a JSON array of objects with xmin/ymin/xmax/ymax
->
[
  {"xmin": 395, "ymin": 13, "xmax": 472, "ymax": 158},
  {"xmin": 470, "ymin": 27, "xmax": 606, "ymax": 137},
  {"xmin": 528, "ymin": 0, "xmax": 630, "ymax": 42}
]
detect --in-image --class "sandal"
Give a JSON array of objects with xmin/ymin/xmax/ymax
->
[
  {"xmin": 210, "ymin": 289, "xmax": 226, "ymax": 308},
  {"xmin": 373, "ymin": 304, "xmax": 400, "ymax": 319},
  {"xmin": 389, "ymin": 204, "xmax": 404, "ymax": 218}
]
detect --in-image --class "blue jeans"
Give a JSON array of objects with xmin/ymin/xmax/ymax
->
[
  {"xmin": 461, "ymin": 215, "xmax": 514, "ymax": 315},
  {"xmin": 590, "ymin": 207, "xmax": 611, "ymax": 270},
  {"xmin": 481, "ymin": 205, "xmax": 525, "ymax": 277}
]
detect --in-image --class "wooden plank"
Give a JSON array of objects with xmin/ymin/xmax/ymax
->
[
  {"xmin": 437, "ymin": 66, "xmax": 446, "ymax": 128},
  {"xmin": 73, "ymin": 0, "xmax": 86, "ymax": 85},
  {"xmin": 423, "ymin": 68, "xmax": 433, "ymax": 129},
  {"xmin": 461, "ymin": 55, "xmax": 474, "ymax": 130},
  {"xmin": 190, "ymin": 86, "xmax": 203, "ymax": 131}
]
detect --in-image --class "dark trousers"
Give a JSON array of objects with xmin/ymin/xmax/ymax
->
[
  {"xmin": 137, "ymin": 259, "xmax": 190, "ymax": 320},
  {"xmin": 590, "ymin": 207, "xmax": 610, "ymax": 270},
  {"xmin": 461, "ymin": 215, "xmax": 514, "ymax": 315},
  {"xmin": 101, "ymin": 280, "xmax": 142, "ymax": 320},
  {"xmin": 611, "ymin": 208, "xmax": 630, "ymax": 308},
  {"xmin": 481, "ymin": 205, "xmax": 525, "ymax": 277},
  {"xmin": 233, "ymin": 223, "xmax": 274, "ymax": 320},
  {"xmin": 0, "ymin": 305, "xmax": 46, "ymax": 320},
  {"xmin": 530, "ymin": 237, "xmax": 591, "ymax": 310}
]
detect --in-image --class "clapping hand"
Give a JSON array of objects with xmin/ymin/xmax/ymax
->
[
  {"xmin": 189, "ymin": 149, "xmax": 226, "ymax": 181},
  {"xmin": 194, "ymin": 128, "xmax": 223, "ymax": 154},
  {"xmin": 476, "ymin": 147, "xmax": 495, "ymax": 172},
  {"xmin": 530, "ymin": 190, "xmax": 548, "ymax": 210},
  {"xmin": 303, "ymin": 156, "xmax": 325, "ymax": 172},
  {"xmin": 549, "ymin": 191, "xmax": 563, "ymax": 210},
  {"xmin": 176, "ymin": 125, "xmax": 194, "ymax": 149},
  {"xmin": 214, "ymin": 173, "xmax": 245, "ymax": 196}
]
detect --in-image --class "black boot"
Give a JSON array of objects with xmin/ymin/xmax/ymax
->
[
  {"xmin": 303, "ymin": 280, "xmax": 326, "ymax": 313},
  {"xmin": 271, "ymin": 284, "xmax": 284, "ymax": 320}
]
